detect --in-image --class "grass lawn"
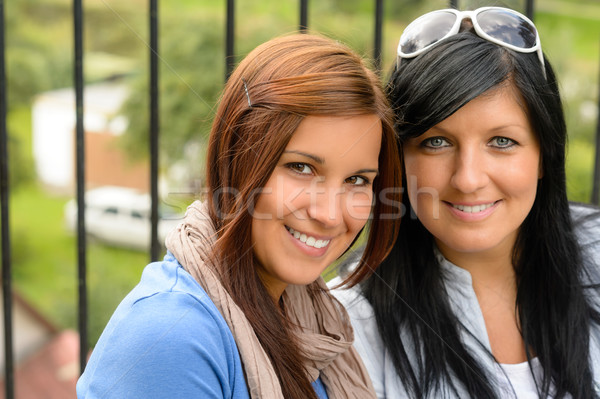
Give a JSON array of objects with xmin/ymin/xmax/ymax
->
[{"xmin": 7, "ymin": 183, "xmax": 151, "ymax": 345}]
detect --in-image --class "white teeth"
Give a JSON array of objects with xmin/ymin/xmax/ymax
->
[
  {"xmin": 452, "ymin": 202, "xmax": 495, "ymax": 213},
  {"xmin": 286, "ymin": 227, "xmax": 330, "ymax": 249}
]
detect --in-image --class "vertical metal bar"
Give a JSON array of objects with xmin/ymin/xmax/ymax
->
[
  {"xmin": 525, "ymin": 0, "xmax": 535, "ymax": 21},
  {"xmin": 299, "ymin": 0, "xmax": 308, "ymax": 32},
  {"xmin": 149, "ymin": 0, "xmax": 159, "ymax": 261},
  {"xmin": 592, "ymin": 40, "xmax": 600, "ymax": 206},
  {"xmin": 0, "ymin": 0, "xmax": 13, "ymax": 396},
  {"xmin": 73, "ymin": 0, "xmax": 88, "ymax": 374},
  {"xmin": 374, "ymin": 0, "xmax": 383, "ymax": 74},
  {"xmin": 449, "ymin": 0, "xmax": 458, "ymax": 9},
  {"xmin": 225, "ymin": 0, "xmax": 235, "ymax": 80}
]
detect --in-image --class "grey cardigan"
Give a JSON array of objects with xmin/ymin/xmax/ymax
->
[{"xmin": 332, "ymin": 203, "xmax": 600, "ymax": 398}]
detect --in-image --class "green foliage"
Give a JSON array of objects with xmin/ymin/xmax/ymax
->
[
  {"xmin": 118, "ymin": 15, "xmax": 225, "ymax": 165},
  {"xmin": 6, "ymin": 33, "xmax": 72, "ymax": 108},
  {"xmin": 83, "ymin": 4, "xmax": 147, "ymax": 57},
  {"xmin": 566, "ymin": 140, "xmax": 595, "ymax": 201},
  {"xmin": 6, "ymin": 107, "xmax": 35, "ymax": 188},
  {"xmin": 5, "ymin": 0, "xmax": 147, "ymax": 109},
  {"xmin": 7, "ymin": 183, "xmax": 149, "ymax": 345},
  {"xmin": 535, "ymin": 3, "xmax": 600, "ymax": 202},
  {"xmin": 5, "ymin": 0, "xmax": 72, "ymax": 107}
]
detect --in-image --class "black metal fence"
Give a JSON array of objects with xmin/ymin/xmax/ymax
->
[{"xmin": 0, "ymin": 0, "xmax": 599, "ymax": 397}]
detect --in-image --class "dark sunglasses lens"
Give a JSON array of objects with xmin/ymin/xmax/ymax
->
[
  {"xmin": 400, "ymin": 11, "xmax": 457, "ymax": 55},
  {"xmin": 477, "ymin": 9, "xmax": 537, "ymax": 48}
]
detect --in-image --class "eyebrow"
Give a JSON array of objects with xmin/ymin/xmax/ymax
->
[
  {"xmin": 283, "ymin": 150, "xmax": 378, "ymax": 175},
  {"xmin": 431, "ymin": 123, "xmax": 529, "ymax": 135},
  {"xmin": 489, "ymin": 124, "xmax": 530, "ymax": 133},
  {"xmin": 355, "ymin": 168, "xmax": 379, "ymax": 175},
  {"xmin": 283, "ymin": 150, "xmax": 325, "ymax": 165}
]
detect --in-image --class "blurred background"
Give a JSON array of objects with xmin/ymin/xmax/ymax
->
[{"xmin": 1, "ymin": 0, "xmax": 599, "ymax": 396}]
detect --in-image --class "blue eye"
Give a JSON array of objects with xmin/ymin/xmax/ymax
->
[
  {"xmin": 490, "ymin": 136, "xmax": 517, "ymax": 148},
  {"xmin": 422, "ymin": 137, "xmax": 450, "ymax": 148}
]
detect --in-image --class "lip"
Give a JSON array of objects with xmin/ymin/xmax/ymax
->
[
  {"xmin": 285, "ymin": 225, "xmax": 332, "ymax": 257},
  {"xmin": 444, "ymin": 200, "xmax": 501, "ymax": 221}
]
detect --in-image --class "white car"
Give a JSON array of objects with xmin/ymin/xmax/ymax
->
[{"xmin": 64, "ymin": 186, "xmax": 183, "ymax": 251}]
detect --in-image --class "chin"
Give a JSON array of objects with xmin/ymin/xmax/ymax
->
[{"xmin": 437, "ymin": 237, "xmax": 499, "ymax": 256}]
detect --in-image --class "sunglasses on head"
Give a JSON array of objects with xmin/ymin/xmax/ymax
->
[{"xmin": 397, "ymin": 6, "xmax": 546, "ymax": 79}]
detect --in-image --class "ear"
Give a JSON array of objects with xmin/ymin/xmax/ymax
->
[{"xmin": 538, "ymin": 154, "xmax": 543, "ymax": 179}]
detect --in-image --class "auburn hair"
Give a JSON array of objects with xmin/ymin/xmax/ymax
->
[{"xmin": 205, "ymin": 33, "xmax": 400, "ymax": 398}]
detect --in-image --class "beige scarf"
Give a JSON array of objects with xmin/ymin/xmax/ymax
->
[{"xmin": 165, "ymin": 201, "xmax": 376, "ymax": 399}]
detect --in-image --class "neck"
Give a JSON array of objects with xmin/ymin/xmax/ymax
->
[
  {"xmin": 266, "ymin": 285, "xmax": 285, "ymax": 306},
  {"xmin": 437, "ymin": 240, "xmax": 527, "ymax": 363},
  {"xmin": 436, "ymin": 239, "xmax": 517, "ymax": 295},
  {"xmin": 255, "ymin": 266, "xmax": 287, "ymax": 304}
]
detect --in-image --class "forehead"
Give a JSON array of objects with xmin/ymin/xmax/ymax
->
[
  {"xmin": 433, "ymin": 83, "xmax": 533, "ymax": 133},
  {"xmin": 484, "ymin": 81, "xmax": 528, "ymax": 111},
  {"xmin": 285, "ymin": 114, "xmax": 382, "ymax": 157}
]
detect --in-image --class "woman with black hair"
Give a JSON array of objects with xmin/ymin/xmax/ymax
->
[{"xmin": 333, "ymin": 7, "xmax": 600, "ymax": 398}]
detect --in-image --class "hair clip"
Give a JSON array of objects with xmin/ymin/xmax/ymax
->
[{"xmin": 241, "ymin": 78, "xmax": 252, "ymax": 107}]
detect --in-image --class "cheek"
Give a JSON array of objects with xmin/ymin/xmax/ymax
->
[
  {"xmin": 344, "ymin": 190, "xmax": 373, "ymax": 231},
  {"xmin": 499, "ymin": 153, "xmax": 541, "ymax": 196},
  {"xmin": 252, "ymin": 173, "xmax": 305, "ymax": 218},
  {"xmin": 250, "ymin": 218, "xmax": 268, "ymax": 266},
  {"xmin": 251, "ymin": 189, "xmax": 276, "ymax": 221},
  {"xmin": 252, "ymin": 173, "xmax": 276, "ymax": 214},
  {"xmin": 404, "ymin": 157, "xmax": 444, "ymax": 210}
]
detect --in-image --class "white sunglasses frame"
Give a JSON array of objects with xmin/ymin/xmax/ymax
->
[{"xmin": 396, "ymin": 7, "xmax": 546, "ymax": 79}]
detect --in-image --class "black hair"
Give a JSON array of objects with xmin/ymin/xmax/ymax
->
[{"xmin": 363, "ymin": 31, "xmax": 600, "ymax": 398}]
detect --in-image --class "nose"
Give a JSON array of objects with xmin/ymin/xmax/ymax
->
[
  {"xmin": 450, "ymin": 148, "xmax": 489, "ymax": 193},
  {"xmin": 305, "ymin": 182, "xmax": 344, "ymax": 228}
]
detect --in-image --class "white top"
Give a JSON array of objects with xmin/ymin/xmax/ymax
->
[
  {"xmin": 496, "ymin": 358, "xmax": 567, "ymax": 399},
  {"xmin": 331, "ymin": 203, "xmax": 600, "ymax": 398}
]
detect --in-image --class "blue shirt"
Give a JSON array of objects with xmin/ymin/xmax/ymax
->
[{"xmin": 77, "ymin": 253, "xmax": 329, "ymax": 398}]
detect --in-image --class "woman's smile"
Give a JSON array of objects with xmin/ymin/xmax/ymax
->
[
  {"xmin": 285, "ymin": 226, "xmax": 332, "ymax": 250},
  {"xmin": 403, "ymin": 84, "xmax": 541, "ymax": 263},
  {"xmin": 448, "ymin": 201, "xmax": 498, "ymax": 213},
  {"xmin": 252, "ymin": 114, "xmax": 381, "ymax": 300},
  {"xmin": 443, "ymin": 200, "xmax": 502, "ymax": 222}
]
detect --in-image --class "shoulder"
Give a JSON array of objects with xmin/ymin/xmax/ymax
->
[
  {"xmin": 570, "ymin": 202, "xmax": 600, "ymax": 271},
  {"xmin": 570, "ymin": 202, "xmax": 600, "ymax": 242},
  {"xmin": 328, "ymin": 277, "xmax": 387, "ymax": 397},
  {"xmin": 95, "ymin": 254, "xmax": 236, "ymax": 352},
  {"xmin": 568, "ymin": 203, "xmax": 600, "ymax": 391},
  {"xmin": 328, "ymin": 276, "xmax": 377, "ymax": 324},
  {"xmin": 77, "ymin": 254, "xmax": 249, "ymax": 399}
]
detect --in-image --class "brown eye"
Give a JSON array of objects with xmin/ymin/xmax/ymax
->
[
  {"xmin": 346, "ymin": 176, "xmax": 370, "ymax": 186},
  {"xmin": 287, "ymin": 163, "xmax": 312, "ymax": 174}
]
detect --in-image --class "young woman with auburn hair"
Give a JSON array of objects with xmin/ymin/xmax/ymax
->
[{"xmin": 77, "ymin": 33, "xmax": 401, "ymax": 399}]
